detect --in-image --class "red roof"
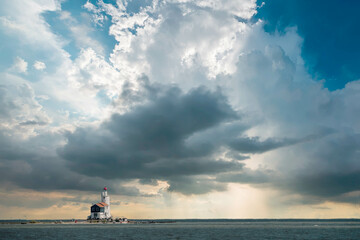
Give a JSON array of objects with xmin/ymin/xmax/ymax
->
[{"xmin": 95, "ymin": 202, "xmax": 108, "ymax": 207}]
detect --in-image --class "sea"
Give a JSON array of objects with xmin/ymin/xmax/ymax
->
[{"xmin": 1, "ymin": 219, "xmax": 360, "ymax": 239}]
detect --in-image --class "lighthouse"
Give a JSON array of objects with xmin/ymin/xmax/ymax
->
[
  {"xmin": 89, "ymin": 187, "xmax": 112, "ymax": 220},
  {"xmin": 101, "ymin": 187, "xmax": 111, "ymax": 218}
]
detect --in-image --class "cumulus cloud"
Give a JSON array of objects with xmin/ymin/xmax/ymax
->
[
  {"xmin": 0, "ymin": 74, "xmax": 50, "ymax": 135},
  {"xmin": 33, "ymin": 61, "xmax": 46, "ymax": 70},
  {"xmin": 11, "ymin": 57, "xmax": 28, "ymax": 73},
  {"xmin": 83, "ymin": 1, "xmax": 108, "ymax": 26}
]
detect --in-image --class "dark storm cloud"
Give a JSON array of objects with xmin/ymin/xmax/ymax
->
[
  {"xmin": 212, "ymin": 128, "xmax": 360, "ymax": 205},
  {"xmin": 2, "ymin": 81, "xmax": 294, "ymax": 196},
  {"xmin": 59, "ymin": 86, "xmax": 241, "ymax": 187},
  {"xmin": 0, "ymin": 131, "xmax": 142, "ymax": 196},
  {"xmin": 225, "ymin": 152, "xmax": 249, "ymax": 161},
  {"xmin": 281, "ymin": 133, "xmax": 360, "ymax": 199},
  {"xmin": 227, "ymin": 136, "xmax": 298, "ymax": 154},
  {"xmin": 227, "ymin": 129, "xmax": 332, "ymax": 154},
  {"xmin": 59, "ymin": 82, "xmax": 330, "ymax": 195},
  {"xmin": 288, "ymin": 171, "xmax": 360, "ymax": 198},
  {"xmin": 0, "ymin": 79, "xmax": 350, "ymax": 199},
  {"xmin": 217, "ymin": 168, "xmax": 274, "ymax": 184},
  {"xmin": 0, "ymin": 132, "xmax": 34, "ymax": 160},
  {"xmin": 217, "ymin": 131, "xmax": 360, "ymax": 205},
  {"xmin": 227, "ymin": 136, "xmax": 309, "ymax": 154},
  {"xmin": 183, "ymin": 120, "xmax": 320, "ymax": 158},
  {"xmin": 0, "ymin": 132, "xmax": 93, "ymax": 191},
  {"xmin": 167, "ymin": 176, "xmax": 227, "ymax": 195}
]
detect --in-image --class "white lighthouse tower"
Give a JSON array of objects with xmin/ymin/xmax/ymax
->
[{"xmin": 101, "ymin": 187, "xmax": 111, "ymax": 219}]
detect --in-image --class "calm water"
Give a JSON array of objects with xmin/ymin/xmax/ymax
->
[{"xmin": 1, "ymin": 220, "xmax": 360, "ymax": 239}]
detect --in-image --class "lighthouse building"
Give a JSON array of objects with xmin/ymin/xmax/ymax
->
[{"xmin": 89, "ymin": 187, "xmax": 112, "ymax": 220}]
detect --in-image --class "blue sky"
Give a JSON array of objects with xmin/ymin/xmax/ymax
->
[
  {"xmin": 256, "ymin": 0, "xmax": 360, "ymax": 90},
  {"xmin": 1, "ymin": 0, "xmax": 360, "ymax": 219}
]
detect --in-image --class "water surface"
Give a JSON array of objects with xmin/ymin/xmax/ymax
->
[{"xmin": 1, "ymin": 220, "xmax": 360, "ymax": 239}]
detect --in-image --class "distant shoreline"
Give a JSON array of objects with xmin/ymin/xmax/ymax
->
[
  {"xmin": 0, "ymin": 220, "xmax": 177, "ymax": 225},
  {"xmin": 1, "ymin": 218, "xmax": 360, "ymax": 225}
]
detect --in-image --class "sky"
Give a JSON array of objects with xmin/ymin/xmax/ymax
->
[{"xmin": 1, "ymin": 0, "xmax": 360, "ymax": 219}]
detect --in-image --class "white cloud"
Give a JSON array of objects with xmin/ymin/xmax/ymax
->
[
  {"xmin": 68, "ymin": 47, "xmax": 123, "ymax": 98},
  {"xmin": 0, "ymin": 0, "xmax": 64, "ymax": 52},
  {"xmin": 83, "ymin": 0, "xmax": 256, "ymax": 94},
  {"xmin": 33, "ymin": 61, "xmax": 46, "ymax": 70},
  {"xmin": 57, "ymin": 10, "xmax": 105, "ymax": 55},
  {"xmin": 11, "ymin": 57, "xmax": 28, "ymax": 73},
  {"xmin": 169, "ymin": 0, "xmax": 258, "ymax": 19},
  {"xmin": 0, "ymin": 0, "xmax": 115, "ymax": 126},
  {"xmin": 83, "ymin": 1, "xmax": 107, "ymax": 26},
  {"xmin": 0, "ymin": 73, "xmax": 51, "ymax": 137}
]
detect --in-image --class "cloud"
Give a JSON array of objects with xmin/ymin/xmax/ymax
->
[
  {"xmin": 277, "ymin": 133, "xmax": 360, "ymax": 200},
  {"xmin": 0, "ymin": 192, "xmax": 60, "ymax": 209},
  {"xmin": 0, "ymin": 0, "xmax": 63, "ymax": 52},
  {"xmin": 228, "ymin": 137, "xmax": 300, "ymax": 154},
  {"xmin": 33, "ymin": 61, "xmax": 46, "ymax": 70},
  {"xmin": 59, "ymin": 10, "xmax": 105, "ymax": 55},
  {"xmin": 0, "ymin": 130, "xmax": 144, "ymax": 197},
  {"xmin": 59, "ymin": 85, "xmax": 241, "ymax": 192},
  {"xmin": 138, "ymin": 179, "xmax": 159, "ymax": 186},
  {"xmin": 225, "ymin": 152, "xmax": 250, "ymax": 161},
  {"xmin": 167, "ymin": 176, "xmax": 227, "ymax": 195},
  {"xmin": 169, "ymin": 0, "xmax": 258, "ymax": 19},
  {"xmin": 227, "ymin": 133, "xmax": 324, "ymax": 154},
  {"xmin": 217, "ymin": 167, "xmax": 274, "ymax": 184},
  {"xmin": 0, "ymin": 0, "xmax": 111, "ymax": 125},
  {"xmin": 83, "ymin": 1, "xmax": 108, "ymax": 26},
  {"xmin": 221, "ymin": 40, "xmax": 360, "ymax": 204},
  {"xmin": 69, "ymin": 48, "xmax": 123, "ymax": 98},
  {"xmin": 58, "ymin": 77, "xmax": 325, "ymax": 195},
  {"xmin": 0, "ymin": 74, "xmax": 50, "ymax": 135},
  {"xmin": 11, "ymin": 57, "xmax": 28, "ymax": 73}
]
